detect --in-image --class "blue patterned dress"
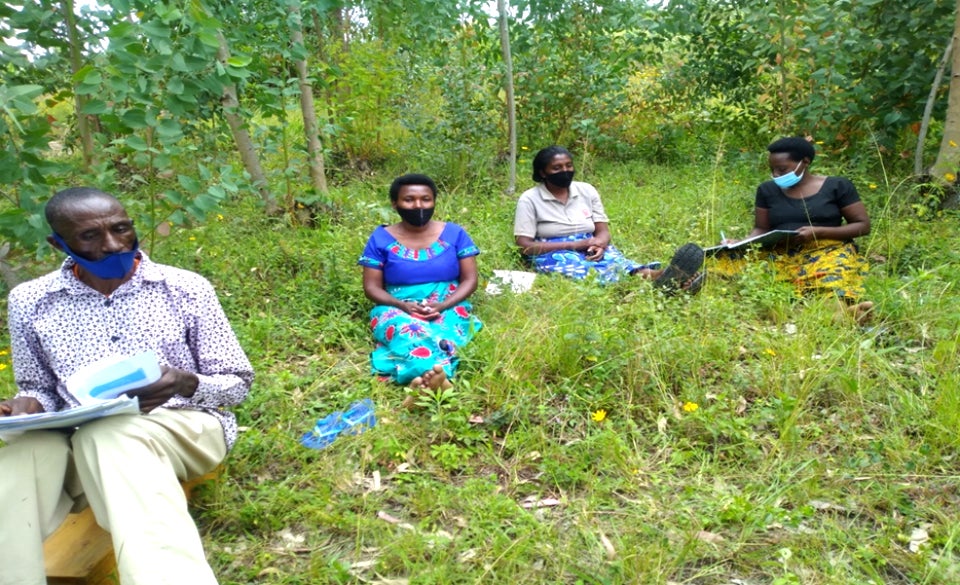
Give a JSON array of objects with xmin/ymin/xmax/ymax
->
[
  {"xmin": 358, "ymin": 223, "xmax": 482, "ymax": 384},
  {"xmin": 529, "ymin": 232, "xmax": 659, "ymax": 284}
]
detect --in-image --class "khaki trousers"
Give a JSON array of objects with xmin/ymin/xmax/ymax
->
[{"xmin": 0, "ymin": 408, "xmax": 227, "ymax": 585}]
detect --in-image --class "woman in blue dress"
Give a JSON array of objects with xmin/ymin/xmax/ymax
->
[{"xmin": 359, "ymin": 174, "xmax": 482, "ymax": 394}]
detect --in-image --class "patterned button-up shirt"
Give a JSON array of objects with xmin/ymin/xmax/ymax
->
[{"xmin": 7, "ymin": 252, "xmax": 253, "ymax": 449}]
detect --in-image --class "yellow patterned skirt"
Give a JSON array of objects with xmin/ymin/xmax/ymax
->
[{"xmin": 709, "ymin": 239, "xmax": 868, "ymax": 300}]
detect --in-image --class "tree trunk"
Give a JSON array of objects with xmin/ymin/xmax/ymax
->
[
  {"xmin": 62, "ymin": 0, "xmax": 96, "ymax": 168},
  {"xmin": 497, "ymin": 0, "xmax": 517, "ymax": 195},
  {"xmin": 289, "ymin": 1, "xmax": 328, "ymax": 196},
  {"xmin": 333, "ymin": 6, "xmax": 349, "ymax": 54},
  {"xmin": 216, "ymin": 33, "xmax": 279, "ymax": 215},
  {"xmin": 916, "ymin": 37, "xmax": 953, "ymax": 176},
  {"xmin": 932, "ymin": 0, "xmax": 960, "ymax": 208}
]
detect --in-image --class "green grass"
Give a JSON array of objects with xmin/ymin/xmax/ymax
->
[{"xmin": 3, "ymin": 157, "xmax": 960, "ymax": 584}]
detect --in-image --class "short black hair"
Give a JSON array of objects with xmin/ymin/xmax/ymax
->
[
  {"xmin": 389, "ymin": 174, "xmax": 437, "ymax": 202},
  {"xmin": 767, "ymin": 137, "xmax": 816, "ymax": 163},
  {"xmin": 45, "ymin": 187, "xmax": 119, "ymax": 232},
  {"xmin": 531, "ymin": 146, "xmax": 573, "ymax": 183}
]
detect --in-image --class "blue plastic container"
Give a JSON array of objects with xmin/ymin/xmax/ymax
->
[{"xmin": 300, "ymin": 399, "xmax": 377, "ymax": 450}]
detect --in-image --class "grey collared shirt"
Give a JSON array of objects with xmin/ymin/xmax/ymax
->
[{"xmin": 514, "ymin": 181, "xmax": 610, "ymax": 239}]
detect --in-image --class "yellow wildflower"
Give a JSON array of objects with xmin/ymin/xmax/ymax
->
[
  {"xmin": 188, "ymin": 236, "xmax": 196, "ymax": 241},
  {"xmin": 217, "ymin": 214, "xmax": 224, "ymax": 221},
  {"xmin": 591, "ymin": 409, "xmax": 607, "ymax": 422},
  {"xmin": 521, "ymin": 146, "xmax": 529, "ymax": 151},
  {"xmin": 764, "ymin": 348, "xmax": 777, "ymax": 357},
  {"xmin": 868, "ymin": 184, "xmax": 877, "ymax": 189},
  {"xmin": 0, "ymin": 349, "xmax": 7, "ymax": 356},
  {"xmin": 946, "ymin": 173, "xmax": 957, "ymax": 182},
  {"xmin": 682, "ymin": 401, "xmax": 698, "ymax": 413},
  {"xmin": 950, "ymin": 140, "xmax": 957, "ymax": 148},
  {"xmin": 0, "ymin": 363, "xmax": 7, "ymax": 371}
]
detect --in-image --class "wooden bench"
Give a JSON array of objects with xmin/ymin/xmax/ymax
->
[{"xmin": 43, "ymin": 470, "xmax": 220, "ymax": 585}]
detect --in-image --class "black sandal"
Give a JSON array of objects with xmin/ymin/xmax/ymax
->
[{"xmin": 653, "ymin": 243, "xmax": 705, "ymax": 295}]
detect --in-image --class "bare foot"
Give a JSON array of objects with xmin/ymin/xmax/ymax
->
[
  {"xmin": 634, "ymin": 268, "xmax": 661, "ymax": 280},
  {"xmin": 835, "ymin": 300, "xmax": 874, "ymax": 326},
  {"xmin": 849, "ymin": 301, "xmax": 875, "ymax": 326},
  {"xmin": 420, "ymin": 364, "xmax": 452, "ymax": 391},
  {"xmin": 403, "ymin": 365, "xmax": 452, "ymax": 410}
]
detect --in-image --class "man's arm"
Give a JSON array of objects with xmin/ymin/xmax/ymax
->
[
  {"xmin": 127, "ymin": 278, "xmax": 253, "ymax": 413},
  {"xmin": 6, "ymin": 284, "xmax": 66, "ymax": 413}
]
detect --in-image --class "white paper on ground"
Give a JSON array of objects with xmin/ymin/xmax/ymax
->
[
  {"xmin": 66, "ymin": 350, "xmax": 162, "ymax": 405},
  {"xmin": 0, "ymin": 395, "xmax": 140, "ymax": 440},
  {"xmin": 485, "ymin": 270, "xmax": 537, "ymax": 295}
]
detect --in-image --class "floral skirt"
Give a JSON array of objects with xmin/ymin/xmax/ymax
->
[
  {"xmin": 527, "ymin": 232, "xmax": 656, "ymax": 284},
  {"xmin": 710, "ymin": 238, "xmax": 868, "ymax": 300},
  {"xmin": 369, "ymin": 280, "xmax": 481, "ymax": 384}
]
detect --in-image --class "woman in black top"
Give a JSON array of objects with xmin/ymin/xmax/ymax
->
[{"xmin": 718, "ymin": 137, "xmax": 872, "ymax": 321}]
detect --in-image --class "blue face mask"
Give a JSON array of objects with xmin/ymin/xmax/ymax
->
[
  {"xmin": 51, "ymin": 234, "xmax": 139, "ymax": 280},
  {"xmin": 772, "ymin": 161, "xmax": 804, "ymax": 189}
]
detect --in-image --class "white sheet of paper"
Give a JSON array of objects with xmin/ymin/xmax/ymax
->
[
  {"xmin": 485, "ymin": 270, "xmax": 537, "ymax": 295},
  {"xmin": 66, "ymin": 350, "xmax": 161, "ymax": 405}
]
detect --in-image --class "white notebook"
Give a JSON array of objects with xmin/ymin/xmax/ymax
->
[
  {"xmin": 704, "ymin": 230, "xmax": 799, "ymax": 256},
  {"xmin": 0, "ymin": 396, "xmax": 140, "ymax": 440}
]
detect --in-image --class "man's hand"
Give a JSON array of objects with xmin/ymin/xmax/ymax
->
[
  {"xmin": 124, "ymin": 366, "xmax": 199, "ymax": 413},
  {"xmin": 0, "ymin": 397, "xmax": 44, "ymax": 417}
]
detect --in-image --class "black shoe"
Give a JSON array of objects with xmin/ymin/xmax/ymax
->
[{"xmin": 653, "ymin": 243, "xmax": 705, "ymax": 295}]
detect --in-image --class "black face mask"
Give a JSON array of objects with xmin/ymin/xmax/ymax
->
[
  {"xmin": 544, "ymin": 170, "xmax": 575, "ymax": 188},
  {"xmin": 397, "ymin": 206, "xmax": 434, "ymax": 227}
]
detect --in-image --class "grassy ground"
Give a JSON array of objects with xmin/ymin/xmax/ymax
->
[{"xmin": 3, "ymin": 156, "xmax": 960, "ymax": 584}]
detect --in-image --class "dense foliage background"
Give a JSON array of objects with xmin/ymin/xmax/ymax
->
[
  {"xmin": 1, "ymin": 0, "xmax": 957, "ymax": 258},
  {"xmin": 3, "ymin": 1, "xmax": 960, "ymax": 584}
]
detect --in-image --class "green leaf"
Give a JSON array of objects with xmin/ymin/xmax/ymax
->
[
  {"xmin": 81, "ymin": 69, "xmax": 102, "ymax": 85},
  {"xmin": 178, "ymin": 174, "xmax": 203, "ymax": 193},
  {"xmin": 226, "ymin": 55, "xmax": 252, "ymax": 68},
  {"xmin": 121, "ymin": 108, "xmax": 149, "ymax": 129},
  {"xmin": 193, "ymin": 193, "xmax": 218, "ymax": 212},
  {"xmin": 167, "ymin": 77, "xmax": 185, "ymax": 95},
  {"xmin": 80, "ymin": 100, "xmax": 109, "ymax": 115},
  {"xmin": 170, "ymin": 54, "xmax": 190, "ymax": 73},
  {"xmin": 0, "ymin": 84, "xmax": 43, "ymax": 102},
  {"xmin": 156, "ymin": 119, "xmax": 184, "ymax": 142},
  {"xmin": 198, "ymin": 30, "xmax": 220, "ymax": 48},
  {"xmin": 124, "ymin": 135, "xmax": 150, "ymax": 151},
  {"xmin": 141, "ymin": 21, "xmax": 172, "ymax": 39},
  {"xmin": 163, "ymin": 189, "xmax": 184, "ymax": 205},
  {"xmin": 0, "ymin": 150, "xmax": 21, "ymax": 183}
]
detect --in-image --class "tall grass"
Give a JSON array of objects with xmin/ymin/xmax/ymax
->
[{"xmin": 2, "ymin": 154, "xmax": 959, "ymax": 584}]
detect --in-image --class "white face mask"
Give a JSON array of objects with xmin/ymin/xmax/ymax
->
[{"xmin": 772, "ymin": 160, "xmax": 804, "ymax": 189}]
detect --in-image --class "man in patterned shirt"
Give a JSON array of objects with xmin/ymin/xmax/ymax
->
[{"xmin": 0, "ymin": 187, "xmax": 254, "ymax": 585}]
